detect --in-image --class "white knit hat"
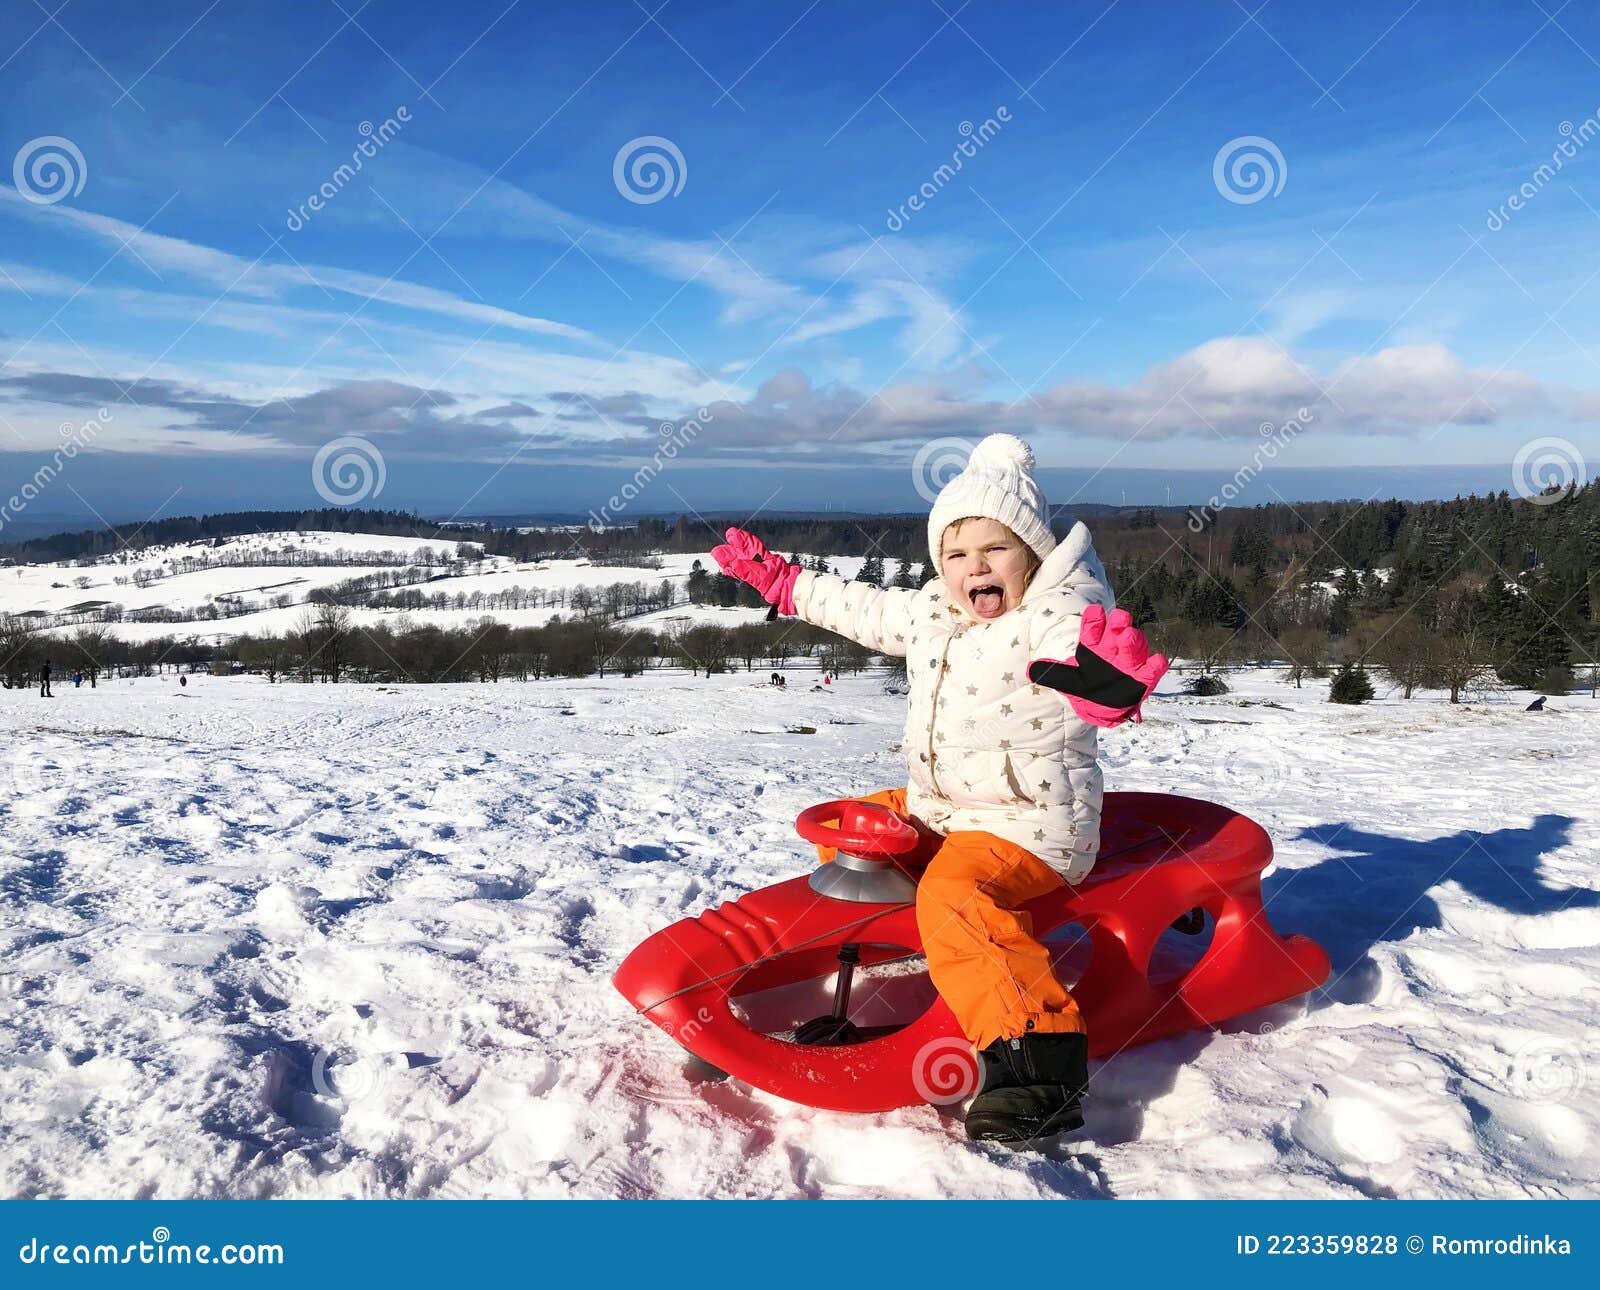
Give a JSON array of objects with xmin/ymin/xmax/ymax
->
[{"xmin": 926, "ymin": 433, "xmax": 1056, "ymax": 569}]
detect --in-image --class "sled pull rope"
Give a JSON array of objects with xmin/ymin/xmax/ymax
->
[{"xmin": 632, "ymin": 830, "xmax": 1184, "ymax": 1016}]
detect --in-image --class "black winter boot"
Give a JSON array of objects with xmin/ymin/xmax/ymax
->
[{"xmin": 964, "ymin": 1031, "xmax": 1089, "ymax": 1146}]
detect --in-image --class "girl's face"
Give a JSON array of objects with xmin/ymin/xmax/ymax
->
[{"xmin": 940, "ymin": 518, "xmax": 1036, "ymax": 621}]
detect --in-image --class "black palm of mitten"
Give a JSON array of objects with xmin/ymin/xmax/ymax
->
[{"xmin": 1026, "ymin": 605, "xmax": 1170, "ymax": 728}]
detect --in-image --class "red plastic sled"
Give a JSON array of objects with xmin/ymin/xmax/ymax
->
[{"xmin": 613, "ymin": 792, "xmax": 1329, "ymax": 1113}]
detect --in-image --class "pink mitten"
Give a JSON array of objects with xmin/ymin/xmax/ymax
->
[
  {"xmin": 710, "ymin": 527, "xmax": 801, "ymax": 615},
  {"xmin": 1027, "ymin": 605, "xmax": 1170, "ymax": 728}
]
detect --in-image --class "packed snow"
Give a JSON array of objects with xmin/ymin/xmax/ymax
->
[{"xmin": 1, "ymin": 664, "xmax": 1597, "ymax": 1199}]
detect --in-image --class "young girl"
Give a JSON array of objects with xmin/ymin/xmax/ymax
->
[{"xmin": 713, "ymin": 433, "xmax": 1167, "ymax": 1145}]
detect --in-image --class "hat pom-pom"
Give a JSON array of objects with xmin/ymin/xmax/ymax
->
[{"xmin": 969, "ymin": 433, "xmax": 1035, "ymax": 472}]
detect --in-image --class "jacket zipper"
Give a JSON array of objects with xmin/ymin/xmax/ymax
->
[{"xmin": 925, "ymin": 631, "xmax": 957, "ymax": 797}]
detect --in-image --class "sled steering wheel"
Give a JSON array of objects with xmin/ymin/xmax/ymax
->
[{"xmin": 795, "ymin": 800, "xmax": 921, "ymax": 859}]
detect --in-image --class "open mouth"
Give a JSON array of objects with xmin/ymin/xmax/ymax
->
[{"xmin": 968, "ymin": 583, "xmax": 1005, "ymax": 618}]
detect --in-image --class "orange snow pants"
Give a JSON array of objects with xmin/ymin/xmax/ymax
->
[{"xmin": 814, "ymin": 787, "xmax": 1085, "ymax": 1052}]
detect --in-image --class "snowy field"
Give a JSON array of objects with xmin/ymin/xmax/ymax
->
[
  {"xmin": 0, "ymin": 530, "xmax": 866, "ymax": 642},
  {"xmin": 2, "ymin": 666, "xmax": 1597, "ymax": 1199}
]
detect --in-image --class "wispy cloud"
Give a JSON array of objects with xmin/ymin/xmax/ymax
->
[{"xmin": 0, "ymin": 186, "xmax": 600, "ymax": 343}]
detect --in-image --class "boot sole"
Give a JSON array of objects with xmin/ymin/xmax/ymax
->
[{"xmin": 965, "ymin": 1105, "xmax": 1085, "ymax": 1146}]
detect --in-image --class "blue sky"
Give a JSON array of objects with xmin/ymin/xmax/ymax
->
[{"xmin": 1, "ymin": 0, "xmax": 1598, "ymax": 526}]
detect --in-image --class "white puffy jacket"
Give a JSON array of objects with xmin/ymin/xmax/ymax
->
[{"xmin": 792, "ymin": 521, "xmax": 1114, "ymax": 881}]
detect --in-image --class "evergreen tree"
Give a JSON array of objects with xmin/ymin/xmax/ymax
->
[
  {"xmin": 686, "ymin": 559, "xmax": 710, "ymax": 605},
  {"xmin": 1329, "ymin": 660, "xmax": 1375, "ymax": 704},
  {"xmin": 891, "ymin": 559, "xmax": 916, "ymax": 589},
  {"xmin": 856, "ymin": 554, "xmax": 885, "ymax": 586}
]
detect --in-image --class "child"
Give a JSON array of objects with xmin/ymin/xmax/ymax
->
[{"xmin": 714, "ymin": 433, "xmax": 1167, "ymax": 1145}]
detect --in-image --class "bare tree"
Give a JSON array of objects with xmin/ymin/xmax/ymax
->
[
  {"xmin": 1366, "ymin": 616, "xmax": 1437, "ymax": 700},
  {"xmin": 1277, "ymin": 624, "xmax": 1328, "ymax": 689},
  {"xmin": 1433, "ymin": 622, "xmax": 1497, "ymax": 704},
  {"xmin": 67, "ymin": 627, "xmax": 115, "ymax": 687}
]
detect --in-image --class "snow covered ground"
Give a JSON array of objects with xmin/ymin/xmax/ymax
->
[
  {"xmin": 2, "ymin": 666, "xmax": 1597, "ymax": 1199},
  {"xmin": 0, "ymin": 530, "xmax": 868, "ymax": 642}
]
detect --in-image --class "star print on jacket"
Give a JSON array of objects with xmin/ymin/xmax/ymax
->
[{"xmin": 784, "ymin": 520, "xmax": 1116, "ymax": 884}]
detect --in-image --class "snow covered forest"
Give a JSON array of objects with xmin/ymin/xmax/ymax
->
[{"xmin": 2, "ymin": 480, "xmax": 1597, "ymax": 698}]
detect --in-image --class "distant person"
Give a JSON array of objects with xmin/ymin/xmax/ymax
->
[
  {"xmin": 1527, "ymin": 695, "xmax": 1547, "ymax": 711},
  {"xmin": 72, "ymin": 671, "xmax": 83, "ymax": 689},
  {"xmin": 179, "ymin": 674, "xmax": 188, "ymax": 688},
  {"xmin": 39, "ymin": 661, "xmax": 52, "ymax": 698}
]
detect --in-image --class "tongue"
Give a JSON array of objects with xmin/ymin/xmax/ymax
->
[{"xmin": 972, "ymin": 589, "xmax": 1003, "ymax": 617}]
